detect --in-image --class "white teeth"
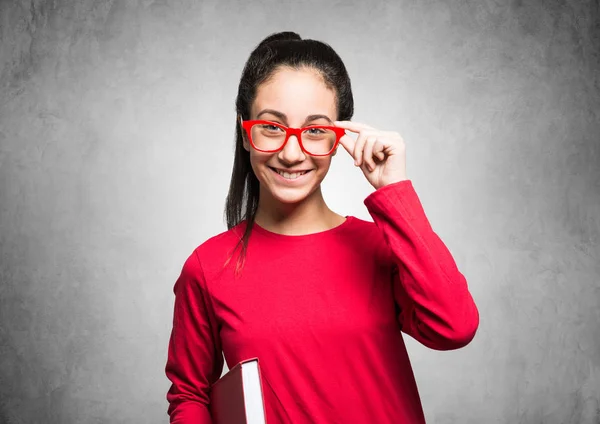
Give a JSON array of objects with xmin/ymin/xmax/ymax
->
[{"xmin": 275, "ymin": 169, "xmax": 308, "ymax": 179}]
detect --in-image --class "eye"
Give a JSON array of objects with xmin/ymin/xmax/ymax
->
[
  {"xmin": 305, "ymin": 127, "xmax": 326, "ymax": 135},
  {"xmin": 260, "ymin": 124, "xmax": 283, "ymax": 132}
]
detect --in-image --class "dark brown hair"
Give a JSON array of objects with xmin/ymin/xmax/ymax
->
[{"xmin": 222, "ymin": 31, "xmax": 354, "ymax": 277}]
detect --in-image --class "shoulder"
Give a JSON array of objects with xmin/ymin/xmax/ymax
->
[
  {"xmin": 347, "ymin": 215, "xmax": 376, "ymax": 230},
  {"xmin": 187, "ymin": 221, "xmax": 246, "ymax": 265},
  {"xmin": 175, "ymin": 221, "xmax": 247, "ymax": 282},
  {"xmin": 345, "ymin": 215, "xmax": 383, "ymax": 239},
  {"xmin": 172, "ymin": 222, "xmax": 247, "ymax": 291},
  {"xmin": 345, "ymin": 215, "xmax": 394, "ymax": 266}
]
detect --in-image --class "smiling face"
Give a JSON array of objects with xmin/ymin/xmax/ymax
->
[{"xmin": 242, "ymin": 66, "xmax": 339, "ymax": 209}]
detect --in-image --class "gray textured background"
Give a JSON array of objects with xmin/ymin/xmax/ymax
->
[{"xmin": 1, "ymin": 0, "xmax": 599, "ymax": 423}]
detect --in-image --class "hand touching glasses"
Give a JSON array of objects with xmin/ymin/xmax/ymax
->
[{"xmin": 334, "ymin": 120, "xmax": 408, "ymax": 190}]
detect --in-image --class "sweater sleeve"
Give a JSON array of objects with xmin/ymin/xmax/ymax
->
[
  {"xmin": 364, "ymin": 179, "xmax": 479, "ymax": 350},
  {"xmin": 165, "ymin": 249, "xmax": 224, "ymax": 423}
]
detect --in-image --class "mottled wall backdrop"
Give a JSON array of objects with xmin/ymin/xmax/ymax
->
[{"xmin": 1, "ymin": 0, "xmax": 599, "ymax": 423}]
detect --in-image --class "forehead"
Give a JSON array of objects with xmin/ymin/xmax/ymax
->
[{"xmin": 252, "ymin": 67, "xmax": 337, "ymax": 122}]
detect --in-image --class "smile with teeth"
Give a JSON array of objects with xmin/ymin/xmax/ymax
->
[{"xmin": 271, "ymin": 167, "xmax": 311, "ymax": 180}]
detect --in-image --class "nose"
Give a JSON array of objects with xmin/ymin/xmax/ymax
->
[{"xmin": 278, "ymin": 134, "xmax": 307, "ymax": 162}]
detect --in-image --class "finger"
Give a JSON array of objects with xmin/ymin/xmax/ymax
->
[
  {"xmin": 373, "ymin": 140, "xmax": 385, "ymax": 161},
  {"xmin": 334, "ymin": 120, "xmax": 376, "ymax": 133},
  {"xmin": 363, "ymin": 136, "xmax": 377, "ymax": 172},
  {"xmin": 354, "ymin": 130, "xmax": 374, "ymax": 166},
  {"xmin": 336, "ymin": 133, "xmax": 356, "ymax": 158}
]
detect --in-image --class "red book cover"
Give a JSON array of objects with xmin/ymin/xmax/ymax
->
[{"xmin": 209, "ymin": 357, "xmax": 268, "ymax": 424}]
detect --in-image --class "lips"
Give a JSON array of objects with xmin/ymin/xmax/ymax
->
[
  {"xmin": 270, "ymin": 167, "xmax": 311, "ymax": 174},
  {"xmin": 269, "ymin": 167, "xmax": 313, "ymax": 181}
]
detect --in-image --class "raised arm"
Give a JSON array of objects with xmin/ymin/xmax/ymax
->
[{"xmin": 365, "ymin": 180, "xmax": 479, "ymax": 350}]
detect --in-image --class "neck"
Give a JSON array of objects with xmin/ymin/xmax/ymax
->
[{"xmin": 254, "ymin": 186, "xmax": 342, "ymax": 235}]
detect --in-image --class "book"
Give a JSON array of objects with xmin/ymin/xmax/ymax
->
[{"xmin": 209, "ymin": 357, "xmax": 268, "ymax": 424}]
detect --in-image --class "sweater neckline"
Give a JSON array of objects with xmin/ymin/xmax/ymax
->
[{"xmin": 248, "ymin": 215, "xmax": 354, "ymax": 240}]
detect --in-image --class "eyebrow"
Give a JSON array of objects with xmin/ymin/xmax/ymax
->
[{"xmin": 256, "ymin": 109, "xmax": 333, "ymax": 126}]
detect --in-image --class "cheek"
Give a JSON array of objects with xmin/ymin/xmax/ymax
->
[
  {"xmin": 316, "ymin": 158, "xmax": 333, "ymax": 172},
  {"xmin": 248, "ymin": 154, "xmax": 270, "ymax": 178}
]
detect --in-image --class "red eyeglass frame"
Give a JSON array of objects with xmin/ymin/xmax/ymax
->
[{"xmin": 241, "ymin": 119, "xmax": 346, "ymax": 156}]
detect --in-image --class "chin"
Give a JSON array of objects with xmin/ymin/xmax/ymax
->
[
  {"xmin": 272, "ymin": 190, "xmax": 313, "ymax": 204},
  {"xmin": 267, "ymin": 182, "xmax": 316, "ymax": 204}
]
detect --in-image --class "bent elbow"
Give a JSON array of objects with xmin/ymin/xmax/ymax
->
[
  {"xmin": 425, "ymin": 304, "xmax": 480, "ymax": 351},
  {"xmin": 444, "ymin": 305, "xmax": 480, "ymax": 350}
]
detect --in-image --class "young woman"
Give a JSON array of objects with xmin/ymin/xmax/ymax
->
[{"xmin": 165, "ymin": 31, "xmax": 479, "ymax": 423}]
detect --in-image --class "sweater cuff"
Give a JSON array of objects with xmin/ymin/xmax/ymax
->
[{"xmin": 364, "ymin": 180, "xmax": 429, "ymax": 224}]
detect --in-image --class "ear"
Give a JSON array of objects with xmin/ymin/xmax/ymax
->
[{"xmin": 238, "ymin": 115, "xmax": 250, "ymax": 152}]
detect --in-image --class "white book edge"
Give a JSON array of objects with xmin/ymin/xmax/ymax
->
[{"xmin": 242, "ymin": 360, "xmax": 267, "ymax": 424}]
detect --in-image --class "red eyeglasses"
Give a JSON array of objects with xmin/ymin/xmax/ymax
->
[{"xmin": 241, "ymin": 120, "xmax": 346, "ymax": 156}]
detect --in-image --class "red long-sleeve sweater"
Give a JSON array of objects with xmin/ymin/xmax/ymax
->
[{"xmin": 165, "ymin": 179, "xmax": 479, "ymax": 423}]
